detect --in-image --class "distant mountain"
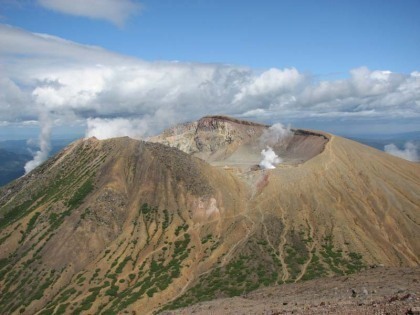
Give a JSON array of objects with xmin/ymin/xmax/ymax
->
[
  {"xmin": 0, "ymin": 116, "xmax": 418, "ymax": 315},
  {"xmin": 352, "ymin": 131, "xmax": 420, "ymax": 141},
  {"xmin": 0, "ymin": 149, "xmax": 30, "ymax": 186},
  {"xmin": 347, "ymin": 131, "xmax": 420, "ymax": 151},
  {"xmin": 0, "ymin": 139, "xmax": 75, "ymax": 187}
]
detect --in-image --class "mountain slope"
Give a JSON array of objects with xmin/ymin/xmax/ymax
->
[
  {"xmin": 0, "ymin": 136, "xmax": 249, "ymax": 314},
  {"xmin": 0, "ymin": 116, "xmax": 419, "ymax": 315}
]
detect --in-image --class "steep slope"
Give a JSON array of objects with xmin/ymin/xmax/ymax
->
[
  {"xmin": 0, "ymin": 137, "xmax": 249, "ymax": 314},
  {"xmin": 0, "ymin": 116, "xmax": 419, "ymax": 315},
  {"xmin": 155, "ymin": 118, "xmax": 420, "ymax": 312}
]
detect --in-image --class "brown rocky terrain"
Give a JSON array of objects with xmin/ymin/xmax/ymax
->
[
  {"xmin": 0, "ymin": 115, "xmax": 418, "ymax": 315},
  {"xmin": 163, "ymin": 266, "xmax": 420, "ymax": 315},
  {"xmin": 149, "ymin": 115, "xmax": 328, "ymax": 167}
]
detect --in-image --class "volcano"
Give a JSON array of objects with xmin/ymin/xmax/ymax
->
[{"xmin": 0, "ymin": 116, "xmax": 419, "ymax": 314}]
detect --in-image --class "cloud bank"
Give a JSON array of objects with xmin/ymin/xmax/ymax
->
[
  {"xmin": 1, "ymin": 24, "xmax": 419, "ymax": 131},
  {"xmin": 0, "ymin": 24, "xmax": 419, "ymax": 170},
  {"xmin": 384, "ymin": 141, "xmax": 419, "ymax": 162},
  {"xmin": 38, "ymin": 0, "xmax": 141, "ymax": 26}
]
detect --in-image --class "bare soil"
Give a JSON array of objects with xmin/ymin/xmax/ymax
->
[{"xmin": 162, "ymin": 267, "xmax": 420, "ymax": 315}]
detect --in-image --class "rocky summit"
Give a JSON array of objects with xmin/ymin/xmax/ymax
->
[{"xmin": 0, "ymin": 116, "xmax": 419, "ymax": 315}]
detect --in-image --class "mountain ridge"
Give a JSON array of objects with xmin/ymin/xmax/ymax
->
[{"xmin": 0, "ymin": 116, "xmax": 418, "ymax": 314}]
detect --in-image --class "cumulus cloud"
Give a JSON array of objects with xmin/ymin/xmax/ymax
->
[
  {"xmin": 0, "ymin": 24, "xmax": 419, "ymax": 146},
  {"xmin": 384, "ymin": 141, "xmax": 419, "ymax": 162},
  {"xmin": 85, "ymin": 117, "xmax": 149, "ymax": 140},
  {"xmin": 234, "ymin": 68, "xmax": 305, "ymax": 102},
  {"xmin": 38, "ymin": 0, "xmax": 141, "ymax": 26}
]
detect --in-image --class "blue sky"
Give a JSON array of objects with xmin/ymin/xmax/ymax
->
[
  {"xmin": 0, "ymin": 0, "xmax": 419, "ymax": 143},
  {"xmin": 2, "ymin": 0, "xmax": 419, "ymax": 75}
]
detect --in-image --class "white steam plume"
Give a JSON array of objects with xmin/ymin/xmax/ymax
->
[
  {"xmin": 259, "ymin": 146, "xmax": 281, "ymax": 169},
  {"xmin": 384, "ymin": 141, "xmax": 419, "ymax": 162},
  {"xmin": 24, "ymin": 112, "xmax": 52, "ymax": 174},
  {"xmin": 258, "ymin": 123, "xmax": 292, "ymax": 168},
  {"xmin": 260, "ymin": 123, "xmax": 292, "ymax": 147}
]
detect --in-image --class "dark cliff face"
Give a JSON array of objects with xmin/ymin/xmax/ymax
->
[
  {"xmin": 197, "ymin": 115, "xmax": 268, "ymax": 129},
  {"xmin": 151, "ymin": 115, "xmax": 329, "ymax": 166}
]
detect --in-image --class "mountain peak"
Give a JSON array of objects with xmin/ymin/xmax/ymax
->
[
  {"xmin": 198, "ymin": 115, "xmax": 269, "ymax": 127},
  {"xmin": 150, "ymin": 116, "xmax": 328, "ymax": 168},
  {"xmin": 0, "ymin": 116, "xmax": 419, "ymax": 315}
]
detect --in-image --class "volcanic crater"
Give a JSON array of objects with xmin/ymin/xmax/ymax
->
[{"xmin": 150, "ymin": 115, "xmax": 330, "ymax": 170}]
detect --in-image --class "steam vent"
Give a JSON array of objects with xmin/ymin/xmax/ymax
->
[{"xmin": 150, "ymin": 115, "xmax": 329, "ymax": 169}]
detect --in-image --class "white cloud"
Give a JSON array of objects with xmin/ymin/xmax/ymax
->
[
  {"xmin": 234, "ymin": 68, "xmax": 305, "ymax": 102},
  {"xmin": 85, "ymin": 117, "xmax": 149, "ymax": 140},
  {"xmin": 0, "ymin": 24, "xmax": 419, "ymax": 142},
  {"xmin": 384, "ymin": 141, "xmax": 419, "ymax": 162},
  {"xmin": 37, "ymin": 0, "xmax": 141, "ymax": 26}
]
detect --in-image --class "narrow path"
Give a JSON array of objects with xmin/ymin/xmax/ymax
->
[
  {"xmin": 324, "ymin": 135, "xmax": 336, "ymax": 171},
  {"xmin": 221, "ymin": 213, "xmax": 255, "ymax": 265},
  {"xmin": 277, "ymin": 208, "xmax": 290, "ymax": 282},
  {"xmin": 294, "ymin": 214, "xmax": 316, "ymax": 282},
  {"xmin": 162, "ymin": 207, "xmax": 258, "ymax": 310},
  {"xmin": 257, "ymin": 206, "xmax": 281, "ymax": 263}
]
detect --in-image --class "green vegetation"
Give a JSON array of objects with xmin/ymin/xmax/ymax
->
[
  {"xmin": 140, "ymin": 203, "xmax": 156, "ymax": 221},
  {"xmin": 0, "ymin": 146, "xmax": 104, "ymax": 313},
  {"xmin": 162, "ymin": 249, "xmax": 277, "ymax": 312},
  {"xmin": 105, "ymin": 283, "xmax": 119, "ymax": 297},
  {"xmin": 201, "ymin": 234, "xmax": 213, "ymax": 244},
  {"xmin": 19, "ymin": 211, "xmax": 41, "ymax": 243},
  {"xmin": 72, "ymin": 286, "xmax": 102, "ymax": 313},
  {"xmin": 54, "ymin": 302, "xmax": 69, "ymax": 315},
  {"xmin": 32, "ymin": 270, "xmax": 58, "ymax": 300},
  {"xmin": 0, "ymin": 197, "xmax": 40, "ymax": 229},
  {"xmin": 161, "ymin": 229, "xmax": 366, "ymax": 312},
  {"xmin": 102, "ymin": 232, "xmax": 192, "ymax": 313},
  {"xmin": 283, "ymin": 231, "xmax": 309, "ymax": 280},
  {"xmin": 0, "ymin": 269, "xmax": 59, "ymax": 313},
  {"xmin": 284, "ymin": 245, "xmax": 307, "ymax": 279},
  {"xmin": 162, "ymin": 209, "xmax": 171, "ymax": 229},
  {"xmin": 175, "ymin": 223, "xmax": 189, "ymax": 236},
  {"xmin": 66, "ymin": 178, "xmax": 94, "ymax": 210},
  {"xmin": 319, "ymin": 235, "xmax": 365, "ymax": 275},
  {"xmin": 116, "ymin": 256, "xmax": 132, "ymax": 274},
  {"xmin": 301, "ymin": 253, "xmax": 327, "ymax": 281}
]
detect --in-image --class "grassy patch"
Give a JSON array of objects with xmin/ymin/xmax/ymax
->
[
  {"xmin": 320, "ymin": 235, "xmax": 365, "ymax": 275},
  {"xmin": 101, "ymin": 232, "xmax": 192, "ymax": 313},
  {"xmin": 66, "ymin": 179, "xmax": 94, "ymax": 210},
  {"xmin": 162, "ymin": 249, "xmax": 277, "ymax": 312},
  {"xmin": 19, "ymin": 211, "xmax": 41, "ymax": 243}
]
